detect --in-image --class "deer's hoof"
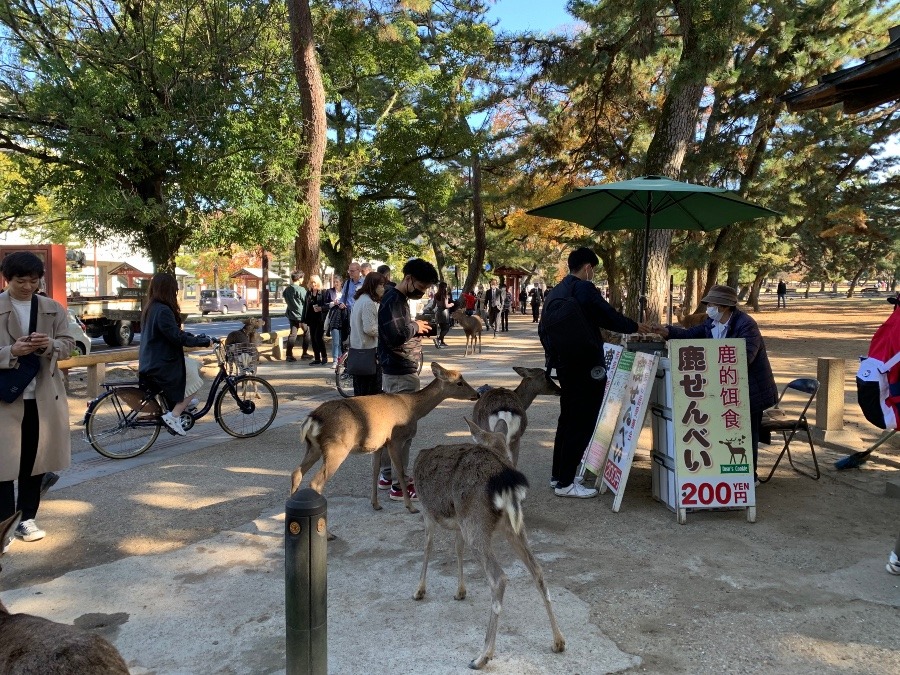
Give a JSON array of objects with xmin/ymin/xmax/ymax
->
[
  {"xmin": 413, "ymin": 589, "xmax": 425, "ymax": 601},
  {"xmin": 469, "ymin": 656, "xmax": 489, "ymax": 670},
  {"xmin": 552, "ymin": 637, "xmax": 566, "ymax": 653},
  {"xmin": 407, "ymin": 505, "xmax": 419, "ymax": 514},
  {"xmin": 455, "ymin": 589, "xmax": 466, "ymax": 601},
  {"xmin": 372, "ymin": 502, "xmax": 382, "ymax": 511}
]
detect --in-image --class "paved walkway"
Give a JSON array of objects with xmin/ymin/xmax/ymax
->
[{"xmin": 3, "ymin": 312, "xmax": 900, "ymax": 674}]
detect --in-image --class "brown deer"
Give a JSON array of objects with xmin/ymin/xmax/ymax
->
[
  {"xmin": 673, "ymin": 304, "xmax": 708, "ymax": 328},
  {"xmin": 290, "ymin": 362, "xmax": 479, "ymax": 514},
  {"xmin": 0, "ymin": 513, "xmax": 130, "ymax": 674},
  {"xmin": 413, "ymin": 419, "xmax": 566, "ymax": 670},
  {"xmin": 471, "ymin": 366, "xmax": 561, "ymax": 466},
  {"xmin": 451, "ymin": 309, "xmax": 483, "ymax": 356}
]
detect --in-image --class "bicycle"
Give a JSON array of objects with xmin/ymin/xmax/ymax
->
[
  {"xmin": 83, "ymin": 337, "xmax": 279, "ymax": 459},
  {"xmin": 334, "ymin": 346, "xmax": 424, "ymax": 398}
]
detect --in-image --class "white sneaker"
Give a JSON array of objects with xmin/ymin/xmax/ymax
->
[
  {"xmin": 887, "ymin": 551, "xmax": 900, "ymax": 576},
  {"xmin": 15, "ymin": 519, "xmax": 45, "ymax": 542},
  {"xmin": 161, "ymin": 412, "xmax": 187, "ymax": 436},
  {"xmin": 186, "ymin": 398, "xmax": 200, "ymax": 411},
  {"xmin": 550, "ymin": 475, "xmax": 584, "ymax": 489},
  {"xmin": 555, "ymin": 482, "xmax": 598, "ymax": 499}
]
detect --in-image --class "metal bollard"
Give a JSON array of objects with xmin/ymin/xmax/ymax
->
[{"xmin": 285, "ymin": 488, "xmax": 328, "ymax": 675}]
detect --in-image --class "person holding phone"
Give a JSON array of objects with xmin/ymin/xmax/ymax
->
[{"xmin": 1, "ymin": 251, "xmax": 75, "ymax": 547}]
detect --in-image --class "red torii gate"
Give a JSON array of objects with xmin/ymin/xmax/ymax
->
[{"xmin": 493, "ymin": 265, "xmax": 533, "ymax": 307}]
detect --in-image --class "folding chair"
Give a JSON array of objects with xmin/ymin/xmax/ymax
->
[{"xmin": 758, "ymin": 378, "xmax": 821, "ymax": 483}]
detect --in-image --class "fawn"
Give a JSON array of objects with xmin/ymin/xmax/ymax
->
[
  {"xmin": 451, "ymin": 309, "xmax": 483, "ymax": 356},
  {"xmin": 471, "ymin": 366, "xmax": 561, "ymax": 466},
  {"xmin": 0, "ymin": 513, "xmax": 130, "ymax": 674},
  {"xmin": 673, "ymin": 304, "xmax": 708, "ymax": 328},
  {"xmin": 413, "ymin": 419, "xmax": 566, "ymax": 670},
  {"xmin": 290, "ymin": 362, "xmax": 479, "ymax": 514}
]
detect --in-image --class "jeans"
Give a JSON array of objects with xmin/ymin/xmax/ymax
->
[
  {"xmin": 330, "ymin": 328, "xmax": 342, "ymax": 361},
  {"xmin": 379, "ymin": 372, "xmax": 420, "ymax": 483}
]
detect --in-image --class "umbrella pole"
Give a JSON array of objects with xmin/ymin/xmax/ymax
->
[{"xmin": 639, "ymin": 202, "xmax": 651, "ymax": 323}]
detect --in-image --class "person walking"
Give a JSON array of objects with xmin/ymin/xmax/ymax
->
[
  {"xmin": 282, "ymin": 271, "xmax": 309, "ymax": 362},
  {"xmin": 484, "ymin": 279, "xmax": 502, "ymax": 334},
  {"xmin": 1, "ymin": 251, "xmax": 75, "ymax": 547},
  {"xmin": 777, "ymin": 279, "xmax": 787, "ymax": 309},
  {"xmin": 376, "ymin": 258, "xmax": 439, "ymax": 500},
  {"xmin": 350, "ymin": 272, "xmax": 386, "ymax": 396},
  {"xmin": 431, "ymin": 281, "xmax": 453, "ymax": 348},
  {"xmin": 499, "ymin": 283, "xmax": 511, "ymax": 332},
  {"xmin": 138, "ymin": 273, "xmax": 212, "ymax": 437},
  {"xmin": 304, "ymin": 275, "xmax": 328, "ymax": 365},
  {"xmin": 650, "ymin": 284, "xmax": 777, "ymax": 484},
  {"xmin": 530, "ymin": 286, "xmax": 542, "ymax": 322},
  {"xmin": 519, "ymin": 286, "xmax": 528, "ymax": 314},
  {"xmin": 541, "ymin": 247, "xmax": 642, "ymax": 498}
]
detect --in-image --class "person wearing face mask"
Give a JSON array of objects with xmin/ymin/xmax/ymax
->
[
  {"xmin": 650, "ymin": 284, "xmax": 777, "ymax": 484},
  {"xmin": 376, "ymin": 258, "xmax": 439, "ymax": 501},
  {"xmin": 542, "ymin": 247, "xmax": 646, "ymax": 499},
  {"xmin": 349, "ymin": 272, "xmax": 386, "ymax": 396}
]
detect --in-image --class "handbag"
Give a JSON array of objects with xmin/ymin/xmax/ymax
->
[
  {"xmin": 0, "ymin": 296, "xmax": 41, "ymax": 404},
  {"xmin": 344, "ymin": 347, "xmax": 377, "ymax": 376}
]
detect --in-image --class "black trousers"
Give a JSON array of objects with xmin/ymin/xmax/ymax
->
[
  {"xmin": 552, "ymin": 366, "xmax": 606, "ymax": 488},
  {"xmin": 0, "ymin": 400, "xmax": 43, "ymax": 522},
  {"xmin": 353, "ymin": 369, "xmax": 382, "ymax": 396}
]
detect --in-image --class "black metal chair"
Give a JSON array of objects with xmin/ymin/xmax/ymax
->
[{"xmin": 759, "ymin": 378, "xmax": 821, "ymax": 482}]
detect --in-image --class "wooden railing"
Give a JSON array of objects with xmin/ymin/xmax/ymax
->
[{"xmin": 59, "ymin": 329, "xmax": 292, "ymax": 397}]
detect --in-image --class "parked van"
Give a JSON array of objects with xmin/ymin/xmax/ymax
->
[{"xmin": 199, "ymin": 289, "xmax": 246, "ymax": 315}]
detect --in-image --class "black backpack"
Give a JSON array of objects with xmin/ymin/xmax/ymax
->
[{"xmin": 538, "ymin": 278, "xmax": 602, "ymax": 367}]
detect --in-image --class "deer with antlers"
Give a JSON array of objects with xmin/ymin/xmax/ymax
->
[{"xmin": 290, "ymin": 362, "xmax": 479, "ymax": 514}]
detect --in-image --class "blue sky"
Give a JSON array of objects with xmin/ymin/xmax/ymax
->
[{"xmin": 486, "ymin": 0, "xmax": 577, "ymax": 33}]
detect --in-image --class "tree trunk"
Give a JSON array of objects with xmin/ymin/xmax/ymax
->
[
  {"xmin": 598, "ymin": 248, "xmax": 621, "ymax": 309},
  {"xmin": 462, "ymin": 150, "xmax": 486, "ymax": 293},
  {"xmin": 684, "ymin": 267, "xmax": 697, "ymax": 314},
  {"xmin": 287, "ymin": 0, "xmax": 325, "ymax": 278}
]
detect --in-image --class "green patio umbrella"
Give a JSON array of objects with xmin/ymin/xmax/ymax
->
[{"xmin": 526, "ymin": 175, "xmax": 780, "ymax": 320}]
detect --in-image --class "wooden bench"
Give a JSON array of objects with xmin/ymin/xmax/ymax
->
[{"xmin": 59, "ymin": 329, "xmax": 293, "ymax": 398}]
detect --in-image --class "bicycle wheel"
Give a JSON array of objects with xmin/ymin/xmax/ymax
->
[
  {"xmin": 215, "ymin": 375, "xmax": 278, "ymax": 438},
  {"xmin": 335, "ymin": 354, "xmax": 355, "ymax": 398},
  {"xmin": 85, "ymin": 389, "xmax": 161, "ymax": 459}
]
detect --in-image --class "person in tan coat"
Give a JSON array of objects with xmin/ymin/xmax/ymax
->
[{"xmin": 0, "ymin": 251, "xmax": 74, "ymax": 547}]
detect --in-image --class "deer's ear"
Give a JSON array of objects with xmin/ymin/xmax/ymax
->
[
  {"xmin": 513, "ymin": 366, "xmax": 528, "ymax": 377},
  {"xmin": 431, "ymin": 362, "xmax": 445, "ymax": 377}
]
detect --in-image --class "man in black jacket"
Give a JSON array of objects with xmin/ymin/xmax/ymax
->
[
  {"xmin": 541, "ymin": 247, "xmax": 642, "ymax": 498},
  {"xmin": 376, "ymin": 258, "xmax": 438, "ymax": 500}
]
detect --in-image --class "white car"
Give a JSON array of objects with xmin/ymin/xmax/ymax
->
[{"xmin": 67, "ymin": 309, "xmax": 92, "ymax": 356}]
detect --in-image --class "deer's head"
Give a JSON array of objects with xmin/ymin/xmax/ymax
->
[
  {"xmin": 513, "ymin": 366, "xmax": 562, "ymax": 397},
  {"xmin": 432, "ymin": 362, "xmax": 480, "ymax": 400}
]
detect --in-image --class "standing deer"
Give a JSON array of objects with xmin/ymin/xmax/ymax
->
[
  {"xmin": 471, "ymin": 366, "xmax": 561, "ymax": 466},
  {"xmin": 413, "ymin": 419, "xmax": 566, "ymax": 669},
  {"xmin": 451, "ymin": 309, "xmax": 483, "ymax": 356},
  {"xmin": 0, "ymin": 513, "xmax": 130, "ymax": 674},
  {"xmin": 290, "ymin": 362, "xmax": 479, "ymax": 513}
]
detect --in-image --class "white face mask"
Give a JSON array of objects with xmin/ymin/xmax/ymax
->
[{"xmin": 706, "ymin": 306, "xmax": 723, "ymax": 323}]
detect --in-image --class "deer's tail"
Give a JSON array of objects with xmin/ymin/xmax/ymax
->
[{"xmin": 488, "ymin": 467, "xmax": 529, "ymax": 534}]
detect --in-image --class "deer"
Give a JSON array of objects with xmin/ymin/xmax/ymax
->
[
  {"xmin": 673, "ymin": 304, "xmax": 708, "ymax": 328},
  {"xmin": 413, "ymin": 418, "xmax": 566, "ymax": 670},
  {"xmin": 471, "ymin": 366, "xmax": 561, "ymax": 466},
  {"xmin": 451, "ymin": 309, "xmax": 483, "ymax": 356},
  {"xmin": 290, "ymin": 362, "xmax": 479, "ymax": 514},
  {"xmin": 720, "ymin": 436, "xmax": 748, "ymax": 464},
  {"xmin": 0, "ymin": 513, "xmax": 130, "ymax": 674}
]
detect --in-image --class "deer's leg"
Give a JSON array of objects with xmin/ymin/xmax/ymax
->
[
  {"xmin": 477, "ymin": 333, "xmax": 482, "ymax": 353},
  {"xmin": 414, "ymin": 513, "xmax": 437, "ymax": 600},
  {"xmin": 469, "ymin": 541, "xmax": 506, "ymax": 670},
  {"xmin": 370, "ymin": 451, "xmax": 384, "ymax": 511},
  {"xmin": 454, "ymin": 528, "xmax": 467, "ymax": 600},
  {"xmin": 504, "ymin": 526, "xmax": 566, "ymax": 655},
  {"xmin": 308, "ymin": 441, "xmax": 353, "ymax": 495},
  {"xmin": 290, "ymin": 441, "xmax": 323, "ymax": 494}
]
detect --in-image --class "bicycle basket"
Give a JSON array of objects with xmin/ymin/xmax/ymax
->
[{"xmin": 225, "ymin": 344, "xmax": 259, "ymax": 375}]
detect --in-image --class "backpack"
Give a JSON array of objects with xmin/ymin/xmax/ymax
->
[
  {"xmin": 538, "ymin": 277, "xmax": 602, "ymax": 367},
  {"xmin": 856, "ymin": 297, "xmax": 900, "ymax": 430}
]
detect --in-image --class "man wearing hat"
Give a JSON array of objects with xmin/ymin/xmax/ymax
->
[{"xmin": 651, "ymin": 284, "xmax": 777, "ymax": 484}]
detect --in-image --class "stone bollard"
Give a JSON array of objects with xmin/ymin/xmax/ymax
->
[
  {"xmin": 815, "ymin": 357, "xmax": 856, "ymax": 443},
  {"xmin": 285, "ymin": 488, "xmax": 327, "ymax": 675}
]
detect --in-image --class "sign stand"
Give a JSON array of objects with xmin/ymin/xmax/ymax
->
[
  {"xmin": 598, "ymin": 351, "xmax": 660, "ymax": 511},
  {"xmin": 669, "ymin": 339, "xmax": 757, "ymax": 524},
  {"xmin": 578, "ymin": 346, "xmax": 631, "ymax": 479}
]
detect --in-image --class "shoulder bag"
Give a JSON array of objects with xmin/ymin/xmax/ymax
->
[
  {"xmin": 0, "ymin": 296, "xmax": 41, "ymax": 404},
  {"xmin": 345, "ymin": 347, "xmax": 377, "ymax": 376}
]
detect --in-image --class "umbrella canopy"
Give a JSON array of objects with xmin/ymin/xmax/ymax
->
[{"xmin": 526, "ymin": 175, "xmax": 780, "ymax": 319}]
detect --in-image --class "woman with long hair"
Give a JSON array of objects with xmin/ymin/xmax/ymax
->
[
  {"xmin": 349, "ymin": 272, "xmax": 386, "ymax": 395},
  {"xmin": 138, "ymin": 273, "xmax": 211, "ymax": 436},
  {"xmin": 0, "ymin": 251, "xmax": 74, "ymax": 546},
  {"xmin": 324, "ymin": 276, "xmax": 347, "ymax": 367},
  {"xmin": 431, "ymin": 281, "xmax": 453, "ymax": 348},
  {"xmin": 304, "ymin": 275, "xmax": 328, "ymax": 365}
]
